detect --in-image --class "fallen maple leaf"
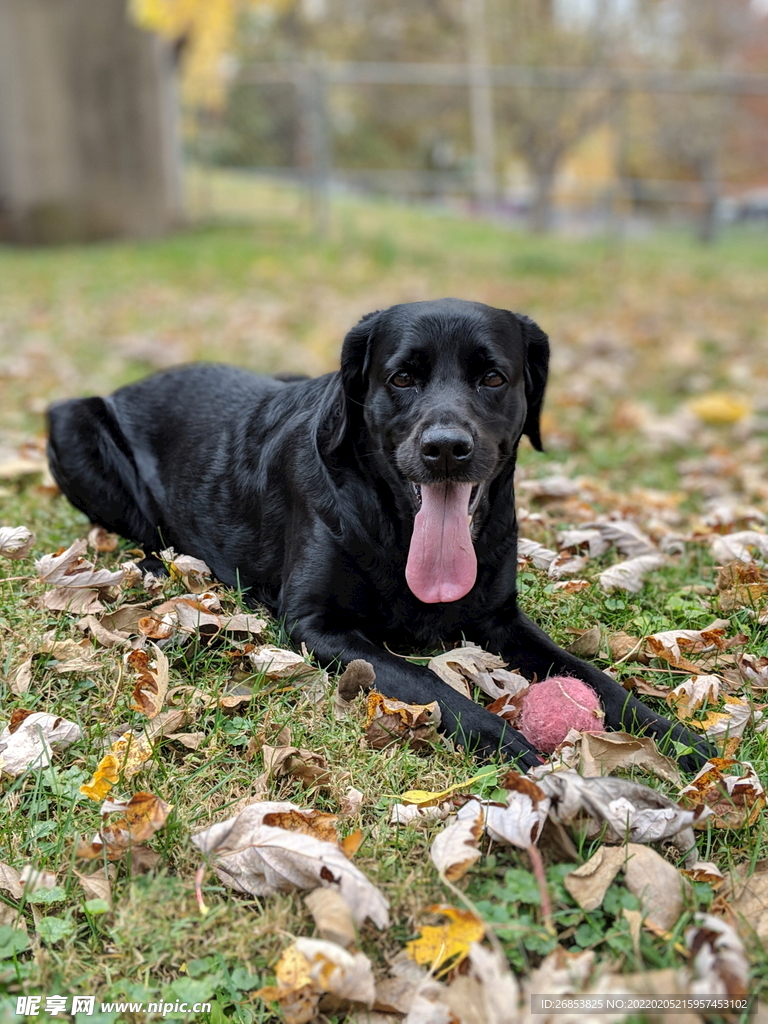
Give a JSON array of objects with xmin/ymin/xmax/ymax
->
[
  {"xmin": 406, "ymin": 905, "xmax": 485, "ymax": 975},
  {"xmin": 0, "ymin": 712, "xmax": 81, "ymax": 777},
  {"xmin": 100, "ymin": 791, "xmax": 173, "ymax": 842},
  {"xmin": 365, "ymin": 692, "xmax": 441, "ymax": 751},
  {"xmin": 191, "ymin": 801, "xmax": 389, "ymax": 927},
  {"xmin": 87, "ymin": 525, "xmax": 119, "ymax": 552}
]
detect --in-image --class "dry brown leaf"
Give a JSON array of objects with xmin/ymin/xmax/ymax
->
[
  {"xmin": 734, "ymin": 653, "xmax": 768, "ymax": 689},
  {"xmin": 728, "ymin": 860, "xmax": 768, "ymax": 942},
  {"xmin": 564, "ymin": 846, "xmax": 627, "ymax": 912},
  {"xmin": 538, "ymin": 770, "xmax": 707, "ymax": 855},
  {"xmin": 19, "ymin": 865, "xmax": 56, "ymax": 893},
  {"xmin": 565, "ymin": 625, "xmax": 601, "ymax": 658},
  {"xmin": 406, "ymin": 905, "xmax": 485, "ymax": 975},
  {"xmin": 522, "ymin": 947, "xmax": 595, "ymax": 1004},
  {"xmin": 191, "ymin": 801, "xmax": 389, "ymax": 928},
  {"xmin": 428, "ymin": 643, "xmax": 528, "ymax": 701},
  {"xmin": 389, "ymin": 802, "xmax": 453, "ymax": 825},
  {"xmin": 304, "ymin": 887, "xmax": 357, "ymax": 948},
  {"xmin": 262, "ymin": 808, "xmax": 340, "ymax": 844},
  {"xmin": 340, "ymin": 786, "xmax": 364, "ymax": 816},
  {"xmin": 488, "ymin": 772, "xmax": 551, "ymax": 847},
  {"xmin": 0, "ymin": 862, "xmax": 24, "ymax": 899},
  {"xmin": 40, "ymin": 587, "xmax": 105, "ymax": 614},
  {"xmin": 623, "ymin": 843, "xmax": 689, "ymax": 932},
  {"xmin": 249, "ymin": 645, "xmax": 315, "ymax": 680},
  {"xmin": 430, "ymin": 800, "xmax": 485, "ymax": 881},
  {"xmin": 127, "ymin": 644, "xmax": 169, "ymax": 719},
  {"xmin": 0, "ymin": 712, "xmax": 81, "ymax": 776},
  {"xmin": 598, "ymin": 553, "xmax": 666, "ymax": 593},
  {"xmin": 551, "ymin": 579, "xmax": 592, "ymax": 594},
  {"xmin": 517, "ymin": 536, "xmax": 559, "ymax": 571},
  {"xmin": 608, "ymin": 631, "xmax": 649, "ymax": 664},
  {"xmin": 166, "ymin": 731, "xmax": 205, "ymax": 750},
  {"xmin": 257, "ymin": 937, "xmax": 375, "ymax": 1024},
  {"xmin": 337, "ymin": 660, "xmax": 376, "ymax": 702},
  {"xmin": 36, "ymin": 538, "xmax": 127, "ymax": 589},
  {"xmin": 365, "ymin": 692, "xmax": 440, "ymax": 751},
  {"xmin": 75, "ymin": 869, "xmax": 113, "ymax": 907},
  {"xmin": 100, "ymin": 791, "xmax": 173, "ymax": 843},
  {"xmin": 99, "ymin": 603, "xmax": 152, "ymax": 634},
  {"xmin": 0, "ymin": 525, "xmax": 35, "ymax": 559},
  {"xmin": 8, "ymin": 659, "xmax": 32, "ymax": 696},
  {"xmin": 715, "ymin": 561, "xmax": 768, "ymax": 613},
  {"xmin": 443, "ymin": 943, "xmax": 519, "ymax": 1024},
  {"xmin": 710, "ymin": 531, "xmax": 768, "ymax": 564},
  {"xmin": 646, "ymin": 628, "xmax": 728, "ymax": 670},
  {"xmin": 262, "ymin": 743, "xmax": 331, "ymax": 790},
  {"xmin": 38, "ymin": 638, "xmax": 100, "ymax": 674},
  {"xmin": 578, "ymin": 731, "xmax": 683, "ymax": 786},
  {"xmin": 77, "ymin": 614, "xmax": 131, "ymax": 648},
  {"xmin": 687, "ymin": 914, "xmax": 748, "ymax": 997},
  {"xmin": 682, "ymin": 861, "xmax": 726, "ymax": 889},
  {"xmin": 87, "ymin": 525, "xmax": 119, "ymax": 552},
  {"xmin": 679, "ymin": 758, "xmax": 765, "ymax": 828},
  {"xmin": 585, "ymin": 519, "xmax": 659, "ymax": 558}
]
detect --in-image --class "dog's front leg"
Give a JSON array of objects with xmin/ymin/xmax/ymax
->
[
  {"xmin": 291, "ymin": 613, "xmax": 542, "ymax": 769},
  {"xmin": 488, "ymin": 610, "xmax": 715, "ymax": 772}
]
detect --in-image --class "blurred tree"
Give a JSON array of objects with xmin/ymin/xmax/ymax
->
[
  {"xmin": 637, "ymin": 0, "xmax": 762, "ymax": 241},
  {"xmin": 0, "ymin": 0, "xmax": 183, "ymax": 243},
  {"xmin": 489, "ymin": 0, "xmax": 620, "ymax": 232}
]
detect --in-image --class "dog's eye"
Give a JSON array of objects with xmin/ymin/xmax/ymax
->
[
  {"xmin": 481, "ymin": 370, "xmax": 505, "ymax": 388},
  {"xmin": 391, "ymin": 371, "xmax": 416, "ymax": 388}
]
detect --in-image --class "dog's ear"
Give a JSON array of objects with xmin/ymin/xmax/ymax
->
[
  {"xmin": 514, "ymin": 313, "xmax": 549, "ymax": 452},
  {"xmin": 321, "ymin": 309, "xmax": 382, "ymax": 454}
]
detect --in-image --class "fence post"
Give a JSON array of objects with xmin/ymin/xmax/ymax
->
[
  {"xmin": 299, "ymin": 54, "xmax": 331, "ymax": 237},
  {"xmin": 463, "ymin": 0, "xmax": 496, "ymax": 214}
]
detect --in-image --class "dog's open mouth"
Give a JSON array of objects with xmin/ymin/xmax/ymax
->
[{"xmin": 405, "ymin": 481, "xmax": 484, "ymax": 604}]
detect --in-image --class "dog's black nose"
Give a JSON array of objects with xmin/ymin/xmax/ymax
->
[{"xmin": 420, "ymin": 427, "xmax": 474, "ymax": 472}]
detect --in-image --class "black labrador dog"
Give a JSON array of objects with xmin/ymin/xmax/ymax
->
[{"xmin": 47, "ymin": 298, "xmax": 712, "ymax": 771}]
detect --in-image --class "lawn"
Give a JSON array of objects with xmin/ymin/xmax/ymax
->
[{"xmin": 0, "ymin": 179, "xmax": 767, "ymax": 1023}]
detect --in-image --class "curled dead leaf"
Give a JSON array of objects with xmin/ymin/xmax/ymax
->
[
  {"xmin": 127, "ymin": 643, "xmax": 169, "ymax": 719},
  {"xmin": 0, "ymin": 525, "xmax": 35, "ymax": 560},
  {"xmin": 679, "ymin": 758, "xmax": 765, "ymax": 828},
  {"xmin": 430, "ymin": 800, "xmax": 485, "ymax": 881},
  {"xmin": 191, "ymin": 801, "xmax": 389, "ymax": 928},
  {"xmin": 365, "ymin": 692, "xmax": 440, "ymax": 751},
  {"xmin": 0, "ymin": 712, "xmax": 81, "ymax": 777}
]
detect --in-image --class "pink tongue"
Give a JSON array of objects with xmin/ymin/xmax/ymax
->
[{"xmin": 405, "ymin": 482, "xmax": 477, "ymax": 603}]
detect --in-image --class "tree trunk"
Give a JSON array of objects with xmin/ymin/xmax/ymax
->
[
  {"xmin": 529, "ymin": 168, "xmax": 557, "ymax": 233},
  {"xmin": 0, "ymin": 0, "xmax": 182, "ymax": 244}
]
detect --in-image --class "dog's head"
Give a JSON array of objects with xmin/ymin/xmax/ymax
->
[{"xmin": 326, "ymin": 298, "xmax": 549, "ymax": 603}]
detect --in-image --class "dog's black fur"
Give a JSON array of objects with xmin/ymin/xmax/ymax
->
[{"xmin": 47, "ymin": 298, "xmax": 712, "ymax": 771}]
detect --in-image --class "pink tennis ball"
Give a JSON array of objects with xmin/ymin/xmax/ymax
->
[{"xmin": 519, "ymin": 676, "xmax": 605, "ymax": 753}]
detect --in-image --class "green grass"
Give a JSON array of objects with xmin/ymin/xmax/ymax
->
[{"xmin": 1, "ymin": 176, "xmax": 767, "ymax": 1021}]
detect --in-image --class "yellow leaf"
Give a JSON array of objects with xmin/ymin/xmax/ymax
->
[
  {"xmin": 79, "ymin": 753, "xmax": 120, "ymax": 801},
  {"xmin": 406, "ymin": 905, "xmax": 485, "ymax": 974},
  {"xmin": 398, "ymin": 768, "xmax": 496, "ymax": 807},
  {"xmin": 687, "ymin": 392, "xmax": 752, "ymax": 425}
]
